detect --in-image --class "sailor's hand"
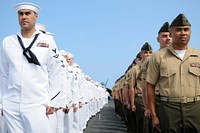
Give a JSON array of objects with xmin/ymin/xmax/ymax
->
[
  {"xmin": 63, "ymin": 106, "xmax": 70, "ymax": 114},
  {"xmin": 73, "ymin": 106, "xmax": 78, "ymax": 112},
  {"xmin": 46, "ymin": 106, "xmax": 55, "ymax": 115}
]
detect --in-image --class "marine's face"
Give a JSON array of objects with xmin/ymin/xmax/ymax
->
[
  {"xmin": 157, "ymin": 32, "xmax": 172, "ymax": 48},
  {"xmin": 141, "ymin": 50, "xmax": 152, "ymax": 60},
  {"xmin": 170, "ymin": 26, "xmax": 191, "ymax": 47},
  {"xmin": 18, "ymin": 9, "xmax": 38, "ymax": 31}
]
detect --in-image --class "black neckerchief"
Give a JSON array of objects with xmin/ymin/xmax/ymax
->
[{"xmin": 17, "ymin": 34, "xmax": 41, "ymax": 66}]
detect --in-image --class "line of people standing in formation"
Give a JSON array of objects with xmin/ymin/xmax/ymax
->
[
  {"xmin": 112, "ymin": 13, "xmax": 200, "ymax": 133},
  {"xmin": 0, "ymin": 2, "xmax": 109, "ymax": 133}
]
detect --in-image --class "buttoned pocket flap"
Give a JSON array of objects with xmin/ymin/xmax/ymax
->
[
  {"xmin": 189, "ymin": 67, "xmax": 200, "ymax": 76},
  {"xmin": 160, "ymin": 69, "xmax": 176, "ymax": 77}
]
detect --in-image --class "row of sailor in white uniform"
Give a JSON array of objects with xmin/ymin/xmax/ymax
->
[
  {"xmin": 47, "ymin": 49, "xmax": 109, "ymax": 133},
  {"xmin": 0, "ymin": 20, "xmax": 109, "ymax": 133}
]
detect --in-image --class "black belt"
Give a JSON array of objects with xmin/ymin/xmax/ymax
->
[{"xmin": 160, "ymin": 96, "xmax": 200, "ymax": 103}]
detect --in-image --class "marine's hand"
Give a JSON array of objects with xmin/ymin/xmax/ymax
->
[
  {"xmin": 127, "ymin": 103, "xmax": 131, "ymax": 110},
  {"xmin": 144, "ymin": 108, "xmax": 151, "ymax": 117},
  {"xmin": 131, "ymin": 104, "xmax": 136, "ymax": 112},
  {"xmin": 152, "ymin": 115, "xmax": 161, "ymax": 132}
]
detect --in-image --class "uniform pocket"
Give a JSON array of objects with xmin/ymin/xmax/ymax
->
[
  {"xmin": 159, "ymin": 69, "xmax": 177, "ymax": 95},
  {"xmin": 160, "ymin": 69, "xmax": 176, "ymax": 78},
  {"xmin": 189, "ymin": 67, "xmax": 200, "ymax": 88}
]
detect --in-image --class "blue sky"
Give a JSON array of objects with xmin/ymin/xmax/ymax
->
[{"xmin": 0, "ymin": 1, "xmax": 200, "ymax": 89}]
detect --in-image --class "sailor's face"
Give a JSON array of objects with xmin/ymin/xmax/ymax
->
[
  {"xmin": 66, "ymin": 57, "xmax": 73, "ymax": 65},
  {"xmin": 18, "ymin": 9, "xmax": 38, "ymax": 31}
]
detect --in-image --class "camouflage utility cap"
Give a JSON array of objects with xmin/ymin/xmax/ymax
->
[{"xmin": 170, "ymin": 13, "xmax": 191, "ymax": 27}]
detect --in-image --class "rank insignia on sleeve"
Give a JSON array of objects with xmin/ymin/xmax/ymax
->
[
  {"xmin": 191, "ymin": 62, "xmax": 200, "ymax": 68},
  {"xmin": 53, "ymin": 54, "xmax": 59, "ymax": 58},
  {"xmin": 52, "ymin": 48, "xmax": 57, "ymax": 53},
  {"xmin": 60, "ymin": 60, "xmax": 65, "ymax": 68},
  {"xmin": 36, "ymin": 42, "xmax": 49, "ymax": 48},
  {"xmin": 52, "ymin": 48, "xmax": 59, "ymax": 58}
]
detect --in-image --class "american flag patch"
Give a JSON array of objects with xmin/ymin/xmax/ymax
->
[{"xmin": 36, "ymin": 42, "xmax": 49, "ymax": 48}]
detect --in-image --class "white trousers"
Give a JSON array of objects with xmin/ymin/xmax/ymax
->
[
  {"xmin": 3, "ymin": 100, "xmax": 52, "ymax": 133},
  {"xmin": 73, "ymin": 109, "xmax": 79, "ymax": 133},
  {"xmin": 85, "ymin": 103, "xmax": 90, "ymax": 127},
  {"xmin": 49, "ymin": 112, "xmax": 57, "ymax": 133},
  {"xmin": 0, "ymin": 116, "xmax": 7, "ymax": 133},
  {"xmin": 55, "ymin": 109, "xmax": 65, "ymax": 133},
  {"xmin": 79, "ymin": 106, "xmax": 83, "ymax": 133},
  {"xmin": 64, "ymin": 109, "xmax": 73, "ymax": 133}
]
